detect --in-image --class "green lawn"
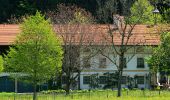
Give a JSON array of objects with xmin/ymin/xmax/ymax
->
[{"xmin": 0, "ymin": 90, "xmax": 170, "ymax": 100}]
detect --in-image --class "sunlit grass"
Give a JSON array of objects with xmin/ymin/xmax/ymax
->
[{"xmin": 0, "ymin": 90, "xmax": 170, "ymax": 100}]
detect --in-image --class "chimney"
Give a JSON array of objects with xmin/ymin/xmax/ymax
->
[{"xmin": 112, "ymin": 14, "xmax": 124, "ymax": 27}]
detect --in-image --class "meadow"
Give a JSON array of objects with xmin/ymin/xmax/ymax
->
[{"xmin": 0, "ymin": 89, "xmax": 170, "ymax": 100}]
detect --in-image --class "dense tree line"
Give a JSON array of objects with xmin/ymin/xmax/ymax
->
[{"xmin": 1, "ymin": 0, "xmax": 169, "ymax": 23}]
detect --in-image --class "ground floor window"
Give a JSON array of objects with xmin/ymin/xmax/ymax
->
[
  {"xmin": 121, "ymin": 76, "xmax": 127, "ymax": 84},
  {"xmin": 136, "ymin": 76, "xmax": 144, "ymax": 84},
  {"xmin": 99, "ymin": 76, "xmax": 107, "ymax": 84},
  {"xmin": 83, "ymin": 76, "xmax": 90, "ymax": 84},
  {"xmin": 62, "ymin": 76, "xmax": 67, "ymax": 84}
]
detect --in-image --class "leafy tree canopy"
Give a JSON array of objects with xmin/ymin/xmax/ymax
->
[
  {"xmin": 4, "ymin": 11, "xmax": 63, "ymax": 84},
  {"xmin": 0, "ymin": 56, "xmax": 3, "ymax": 72},
  {"xmin": 128, "ymin": 0, "xmax": 162, "ymax": 25},
  {"xmin": 147, "ymin": 32, "xmax": 170, "ymax": 74},
  {"xmin": 0, "ymin": 0, "xmax": 170, "ymax": 24},
  {"xmin": 46, "ymin": 4, "xmax": 94, "ymax": 24}
]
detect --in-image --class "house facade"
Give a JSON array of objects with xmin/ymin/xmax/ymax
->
[
  {"xmin": 79, "ymin": 50, "xmax": 151, "ymax": 89},
  {"xmin": 0, "ymin": 24, "xmax": 160, "ymax": 91}
]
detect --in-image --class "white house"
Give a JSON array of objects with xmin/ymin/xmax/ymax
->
[
  {"xmin": 53, "ymin": 24, "xmax": 160, "ymax": 89},
  {"xmin": 0, "ymin": 24, "xmax": 160, "ymax": 90}
]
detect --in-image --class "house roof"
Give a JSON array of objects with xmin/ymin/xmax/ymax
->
[{"xmin": 0, "ymin": 24, "xmax": 160, "ymax": 46}]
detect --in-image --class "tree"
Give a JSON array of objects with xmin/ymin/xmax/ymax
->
[
  {"xmin": 97, "ymin": 0, "xmax": 158, "ymax": 97},
  {"xmin": 148, "ymin": 32, "xmax": 170, "ymax": 83},
  {"xmin": 129, "ymin": 0, "xmax": 162, "ymax": 25},
  {"xmin": 0, "ymin": 55, "xmax": 3, "ymax": 72},
  {"xmin": 46, "ymin": 4, "xmax": 96, "ymax": 94},
  {"xmin": 46, "ymin": 4, "xmax": 94, "ymax": 24},
  {"xmin": 150, "ymin": 0, "xmax": 170, "ymax": 23},
  {"xmin": 96, "ymin": 0, "xmax": 135, "ymax": 23},
  {"xmin": 4, "ymin": 12, "xmax": 63, "ymax": 100}
]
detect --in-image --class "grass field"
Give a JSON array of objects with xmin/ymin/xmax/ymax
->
[{"xmin": 0, "ymin": 90, "xmax": 170, "ymax": 100}]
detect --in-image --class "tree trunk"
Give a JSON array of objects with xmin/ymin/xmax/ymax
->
[
  {"xmin": 117, "ymin": 70, "xmax": 123, "ymax": 97},
  {"xmin": 66, "ymin": 81, "xmax": 70, "ymax": 95},
  {"xmin": 33, "ymin": 84, "xmax": 37, "ymax": 100},
  {"xmin": 78, "ymin": 72, "xmax": 81, "ymax": 90},
  {"xmin": 117, "ymin": 52, "xmax": 124, "ymax": 97}
]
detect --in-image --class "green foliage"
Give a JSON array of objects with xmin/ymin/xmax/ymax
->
[
  {"xmin": 1, "ymin": 0, "xmax": 170, "ymax": 24},
  {"xmin": 163, "ymin": 8, "xmax": 170, "ymax": 23},
  {"xmin": 3, "ymin": 90, "xmax": 170, "ymax": 99},
  {"xmin": 128, "ymin": 0, "xmax": 162, "ymax": 25},
  {"xmin": 146, "ymin": 46, "xmax": 163, "ymax": 73},
  {"xmin": 71, "ymin": 11, "xmax": 94, "ymax": 24},
  {"xmin": 147, "ymin": 32, "xmax": 170, "ymax": 74},
  {"xmin": 16, "ymin": 0, "xmax": 37, "ymax": 17},
  {"xmin": 0, "ymin": 55, "xmax": 3, "ymax": 72},
  {"xmin": 4, "ymin": 11, "xmax": 63, "ymax": 84},
  {"xmin": 96, "ymin": 0, "xmax": 135, "ymax": 23},
  {"xmin": 46, "ymin": 4, "xmax": 94, "ymax": 24}
]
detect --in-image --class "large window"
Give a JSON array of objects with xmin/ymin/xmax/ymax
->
[
  {"xmin": 137, "ymin": 58, "xmax": 144, "ymax": 68},
  {"xmin": 83, "ymin": 76, "xmax": 90, "ymax": 84},
  {"xmin": 123, "ymin": 58, "xmax": 127, "ymax": 68},
  {"xmin": 119, "ymin": 57, "xmax": 127, "ymax": 68},
  {"xmin": 136, "ymin": 76, "xmax": 144, "ymax": 84},
  {"xmin": 99, "ymin": 58, "xmax": 106, "ymax": 68},
  {"xmin": 99, "ymin": 76, "xmax": 107, "ymax": 84}
]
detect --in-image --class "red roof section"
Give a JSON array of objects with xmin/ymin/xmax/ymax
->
[{"xmin": 0, "ymin": 24, "xmax": 160, "ymax": 46}]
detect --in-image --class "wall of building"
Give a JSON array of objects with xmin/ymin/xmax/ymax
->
[{"xmin": 79, "ymin": 50, "xmax": 151, "ymax": 89}]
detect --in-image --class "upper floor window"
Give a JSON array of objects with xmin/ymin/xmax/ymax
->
[
  {"xmin": 83, "ymin": 48, "xmax": 91, "ymax": 53},
  {"xmin": 123, "ymin": 58, "xmax": 127, "ymax": 68},
  {"xmin": 119, "ymin": 57, "xmax": 127, "ymax": 68},
  {"xmin": 99, "ymin": 58, "xmax": 106, "ymax": 68},
  {"xmin": 137, "ymin": 58, "xmax": 144, "ymax": 68},
  {"xmin": 83, "ymin": 57, "xmax": 90, "ymax": 68},
  {"xmin": 136, "ymin": 47, "xmax": 144, "ymax": 53}
]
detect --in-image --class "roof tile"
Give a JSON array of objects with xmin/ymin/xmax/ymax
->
[{"xmin": 0, "ymin": 24, "xmax": 160, "ymax": 46}]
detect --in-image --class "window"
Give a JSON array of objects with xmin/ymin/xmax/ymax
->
[
  {"xmin": 137, "ymin": 58, "xmax": 144, "ymax": 68},
  {"xmin": 99, "ymin": 76, "xmax": 107, "ymax": 84},
  {"xmin": 136, "ymin": 47, "xmax": 144, "ymax": 53},
  {"xmin": 83, "ymin": 48, "xmax": 91, "ymax": 53},
  {"xmin": 123, "ymin": 58, "xmax": 127, "ymax": 68},
  {"xmin": 83, "ymin": 76, "xmax": 90, "ymax": 84},
  {"xmin": 62, "ymin": 76, "xmax": 67, "ymax": 84},
  {"xmin": 121, "ymin": 76, "xmax": 127, "ymax": 84},
  {"xmin": 99, "ymin": 58, "xmax": 106, "ymax": 68},
  {"xmin": 136, "ymin": 76, "xmax": 144, "ymax": 84},
  {"xmin": 119, "ymin": 57, "xmax": 127, "ymax": 68},
  {"xmin": 83, "ymin": 57, "xmax": 90, "ymax": 68}
]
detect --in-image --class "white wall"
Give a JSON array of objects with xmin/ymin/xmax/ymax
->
[{"xmin": 79, "ymin": 47, "xmax": 151, "ymax": 89}]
